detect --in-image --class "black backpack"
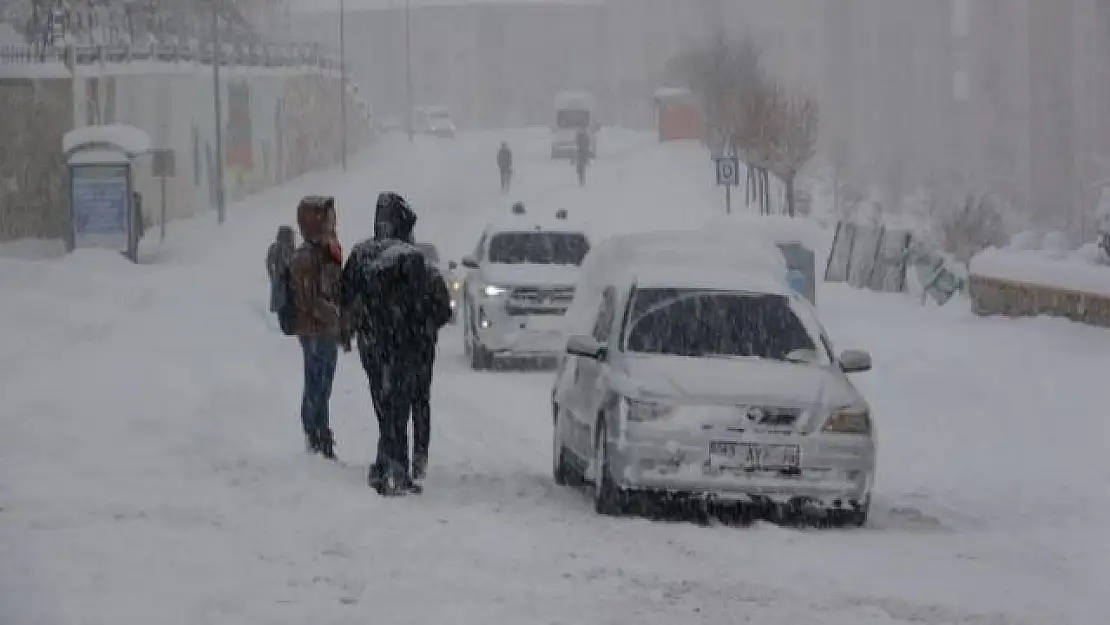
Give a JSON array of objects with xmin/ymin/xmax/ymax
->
[{"xmin": 276, "ymin": 265, "xmax": 297, "ymax": 336}]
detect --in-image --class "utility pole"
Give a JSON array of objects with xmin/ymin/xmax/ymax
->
[
  {"xmin": 212, "ymin": 0, "xmax": 226, "ymax": 224},
  {"xmin": 405, "ymin": 0, "xmax": 413, "ymax": 142},
  {"xmin": 340, "ymin": 0, "xmax": 348, "ymax": 170}
]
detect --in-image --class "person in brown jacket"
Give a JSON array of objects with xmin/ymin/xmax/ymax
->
[{"xmin": 288, "ymin": 196, "xmax": 347, "ymax": 458}]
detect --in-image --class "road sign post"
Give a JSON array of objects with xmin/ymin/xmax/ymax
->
[{"xmin": 715, "ymin": 156, "xmax": 740, "ymax": 214}]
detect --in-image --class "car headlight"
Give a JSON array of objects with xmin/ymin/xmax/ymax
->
[
  {"xmin": 625, "ymin": 398, "xmax": 675, "ymax": 422},
  {"xmin": 451, "ymin": 280, "xmax": 461, "ymax": 291},
  {"xmin": 821, "ymin": 407, "xmax": 871, "ymax": 434},
  {"xmin": 483, "ymin": 285, "xmax": 509, "ymax": 297}
]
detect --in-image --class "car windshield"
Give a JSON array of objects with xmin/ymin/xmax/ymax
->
[
  {"xmin": 429, "ymin": 110, "xmax": 450, "ymax": 120},
  {"xmin": 415, "ymin": 243, "xmax": 440, "ymax": 264},
  {"xmin": 622, "ymin": 288, "xmax": 819, "ymax": 361},
  {"xmin": 556, "ymin": 109, "xmax": 591, "ymax": 128},
  {"xmin": 487, "ymin": 232, "xmax": 590, "ymax": 265}
]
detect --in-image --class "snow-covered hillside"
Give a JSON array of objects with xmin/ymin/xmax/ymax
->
[{"xmin": 0, "ymin": 128, "xmax": 1106, "ymax": 625}]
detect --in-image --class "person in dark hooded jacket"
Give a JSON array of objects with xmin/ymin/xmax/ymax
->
[
  {"xmin": 266, "ymin": 225, "xmax": 296, "ymax": 315},
  {"xmin": 341, "ymin": 192, "xmax": 452, "ymax": 495}
]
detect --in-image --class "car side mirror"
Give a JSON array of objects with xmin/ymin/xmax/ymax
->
[
  {"xmin": 448, "ymin": 260, "xmax": 458, "ymax": 270},
  {"xmin": 566, "ymin": 335, "xmax": 605, "ymax": 360},
  {"xmin": 839, "ymin": 349, "xmax": 872, "ymax": 374},
  {"xmin": 461, "ymin": 256, "xmax": 479, "ymax": 269}
]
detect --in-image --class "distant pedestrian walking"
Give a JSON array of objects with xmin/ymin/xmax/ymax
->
[
  {"xmin": 497, "ymin": 141, "xmax": 513, "ymax": 193},
  {"xmin": 574, "ymin": 129, "xmax": 591, "ymax": 186}
]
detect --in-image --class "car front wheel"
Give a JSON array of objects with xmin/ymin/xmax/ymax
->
[
  {"xmin": 593, "ymin": 417, "xmax": 626, "ymax": 516},
  {"xmin": 552, "ymin": 405, "xmax": 573, "ymax": 485}
]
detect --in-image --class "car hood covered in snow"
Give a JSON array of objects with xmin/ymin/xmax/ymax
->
[
  {"xmin": 613, "ymin": 353, "xmax": 863, "ymax": 411},
  {"xmin": 481, "ymin": 263, "xmax": 581, "ymax": 289}
]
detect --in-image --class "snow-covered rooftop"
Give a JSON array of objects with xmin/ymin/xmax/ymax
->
[{"xmin": 62, "ymin": 124, "xmax": 151, "ymax": 158}]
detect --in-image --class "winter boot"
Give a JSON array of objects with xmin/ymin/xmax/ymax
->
[
  {"xmin": 305, "ymin": 430, "xmax": 321, "ymax": 454},
  {"xmin": 402, "ymin": 474, "xmax": 424, "ymax": 495},
  {"xmin": 412, "ymin": 455, "xmax": 428, "ymax": 483},
  {"xmin": 317, "ymin": 428, "xmax": 337, "ymax": 460},
  {"xmin": 376, "ymin": 473, "xmax": 405, "ymax": 497}
]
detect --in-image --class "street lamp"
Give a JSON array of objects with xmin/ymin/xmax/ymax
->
[
  {"xmin": 212, "ymin": 0, "xmax": 226, "ymax": 224},
  {"xmin": 340, "ymin": 0, "xmax": 347, "ymax": 170},
  {"xmin": 405, "ymin": 0, "xmax": 413, "ymax": 142}
]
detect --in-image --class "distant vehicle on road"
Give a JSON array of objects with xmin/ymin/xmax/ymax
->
[
  {"xmin": 415, "ymin": 241, "xmax": 461, "ymax": 324},
  {"xmin": 413, "ymin": 105, "xmax": 457, "ymax": 138},
  {"xmin": 459, "ymin": 206, "xmax": 589, "ymax": 369},
  {"xmin": 552, "ymin": 91, "xmax": 597, "ymax": 160}
]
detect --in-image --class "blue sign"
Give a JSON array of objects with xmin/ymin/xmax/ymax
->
[
  {"xmin": 786, "ymin": 269, "xmax": 806, "ymax": 295},
  {"xmin": 71, "ymin": 165, "xmax": 129, "ymax": 251}
]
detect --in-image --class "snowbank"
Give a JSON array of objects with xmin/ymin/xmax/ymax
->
[
  {"xmin": 63, "ymin": 124, "xmax": 151, "ymax": 157},
  {"xmin": 969, "ymin": 247, "xmax": 1110, "ymax": 298}
]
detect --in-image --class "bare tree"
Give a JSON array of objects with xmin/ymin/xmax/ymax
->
[
  {"xmin": 670, "ymin": 34, "xmax": 818, "ymax": 217},
  {"xmin": 759, "ymin": 88, "xmax": 819, "ymax": 217}
]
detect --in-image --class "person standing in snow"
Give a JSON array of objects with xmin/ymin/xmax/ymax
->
[
  {"xmin": 341, "ymin": 192, "xmax": 452, "ymax": 496},
  {"xmin": 497, "ymin": 141, "xmax": 513, "ymax": 192},
  {"xmin": 288, "ymin": 196, "xmax": 348, "ymax": 459},
  {"xmin": 266, "ymin": 225, "xmax": 296, "ymax": 317},
  {"xmin": 574, "ymin": 128, "xmax": 591, "ymax": 186}
]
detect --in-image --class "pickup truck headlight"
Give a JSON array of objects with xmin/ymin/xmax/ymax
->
[
  {"xmin": 821, "ymin": 407, "xmax": 871, "ymax": 434},
  {"xmin": 483, "ymin": 285, "xmax": 509, "ymax": 297},
  {"xmin": 625, "ymin": 399, "xmax": 675, "ymax": 422}
]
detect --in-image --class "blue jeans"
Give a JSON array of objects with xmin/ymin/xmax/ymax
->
[{"xmin": 299, "ymin": 336, "xmax": 338, "ymax": 438}]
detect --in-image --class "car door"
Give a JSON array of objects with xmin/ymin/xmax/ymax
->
[{"xmin": 567, "ymin": 287, "xmax": 617, "ymax": 458}]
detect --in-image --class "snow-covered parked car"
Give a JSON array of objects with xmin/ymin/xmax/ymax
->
[
  {"xmin": 415, "ymin": 241, "xmax": 461, "ymax": 324},
  {"xmin": 460, "ymin": 206, "xmax": 590, "ymax": 369},
  {"xmin": 551, "ymin": 235, "xmax": 875, "ymax": 525}
]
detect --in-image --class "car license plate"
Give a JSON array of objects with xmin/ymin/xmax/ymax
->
[
  {"xmin": 709, "ymin": 441, "xmax": 800, "ymax": 470},
  {"xmin": 525, "ymin": 316, "xmax": 564, "ymax": 333}
]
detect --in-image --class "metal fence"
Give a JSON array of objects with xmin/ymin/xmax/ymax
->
[
  {"xmin": 0, "ymin": 41, "xmax": 339, "ymax": 70},
  {"xmin": 824, "ymin": 220, "xmax": 966, "ymax": 305}
]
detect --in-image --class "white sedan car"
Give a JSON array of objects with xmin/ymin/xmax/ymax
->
[{"xmin": 552, "ymin": 259, "xmax": 875, "ymax": 526}]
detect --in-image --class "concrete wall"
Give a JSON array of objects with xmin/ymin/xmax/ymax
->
[
  {"xmin": 969, "ymin": 274, "xmax": 1110, "ymax": 329},
  {"xmin": 0, "ymin": 77, "xmax": 72, "ymax": 240},
  {"xmin": 0, "ymin": 63, "xmax": 367, "ymax": 243}
]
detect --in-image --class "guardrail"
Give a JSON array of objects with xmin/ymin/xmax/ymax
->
[{"xmin": 0, "ymin": 41, "xmax": 339, "ymax": 70}]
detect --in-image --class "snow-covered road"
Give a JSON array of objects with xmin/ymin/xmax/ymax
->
[{"xmin": 1, "ymin": 129, "xmax": 1106, "ymax": 625}]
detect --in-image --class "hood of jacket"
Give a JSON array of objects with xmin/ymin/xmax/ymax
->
[
  {"xmin": 374, "ymin": 192, "xmax": 417, "ymax": 243},
  {"xmin": 276, "ymin": 225, "xmax": 295, "ymax": 246},
  {"xmin": 296, "ymin": 196, "xmax": 336, "ymax": 245}
]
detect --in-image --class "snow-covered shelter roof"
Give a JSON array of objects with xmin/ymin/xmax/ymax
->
[{"xmin": 62, "ymin": 125, "xmax": 151, "ymax": 159}]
